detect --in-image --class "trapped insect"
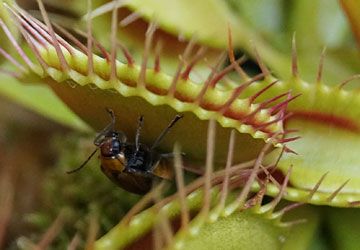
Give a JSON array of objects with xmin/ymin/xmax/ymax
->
[{"xmin": 67, "ymin": 109, "xmax": 183, "ymax": 194}]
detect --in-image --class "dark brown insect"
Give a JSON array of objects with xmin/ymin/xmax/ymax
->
[{"xmin": 67, "ymin": 109, "xmax": 183, "ymax": 194}]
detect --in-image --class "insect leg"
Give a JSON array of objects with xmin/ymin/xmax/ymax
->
[
  {"xmin": 66, "ymin": 147, "xmax": 99, "ymax": 174},
  {"xmin": 151, "ymin": 114, "xmax": 183, "ymax": 150},
  {"xmin": 135, "ymin": 115, "xmax": 144, "ymax": 153},
  {"xmin": 94, "ymin": 108, "xmax": 115, "ymax": 146}
]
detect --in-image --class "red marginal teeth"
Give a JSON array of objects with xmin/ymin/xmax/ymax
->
[
  {"xmin": 209, "ymin": 55, "xmax": 246, "ymax": 88},
  {"xmin": 277, "ymin": 202, "xmax": 304, "ymax": 218},
  {"xmin": 260, "ymin": 91, "xmax": 290, "ymax": 108},
  {"xmin": 154, "ymin": 39, "xmax": 162, "ymax": 73},
  {"xmin": 278, "ymin": 91, "xmax": 292, "ymax": 119},
  {"xmin": 277, "ymin": 136, "xmax": 301, "ymax": 144},
  {"xmin": 0, "ymin": 17, "xmax": 34, "ymax": 69},
  {"xmin": 268, "ymin": 93, "xmax": 301, "ymax": 115},
  {"xmin": 17, "ymin": 22, "xmax": 49, "ymax": 70},
  {"xmin": 338, "ymin": 74, "xmax": 360, "ymax": 89},
  {"xmin": 252, "ymin": 41, "xmax": 270, "ymax": 76},
  {"xmin": 86, "ymin": 0, "xmax": 94, "ymax": 76},
  {"xmin": 227, "ymin": 24, "xmax": 249, "ymax": 80},
  {"xmin": 110, "ymin": 1, "xmax": 119, "ymax": 81},
  {"xmin": 255, "ymin": 112, "xmax": 293, "ymax": 131},
  {"xmin": 6, "ymin": 4, "xmax": 51, "ymax": 70},
  {"xmin": 193, "ymin": 52, "xmax": 227, "ymax": 104},
  {"xmin": 265, "ymin": 165, "xmax": 293, "ymax": 213},
  {"xmin": 327, "ymin": 179, "xmax": 350, "ymax": 202},
  {"xmin": 37, "ymin": 0, "xmax": 70, "ymax": 72},
  {"xmin": 292, "ymin": 33, "xmax": 298, "ymax": 78},
  {"xmin": 219, "ymin": 73, "xmax": 266, "ymax": 115},
  {"xmin": 117, "ymin": 41, "xmax": 134, "ymax": 67},
  {"xmin": 74, "ymin": 28, "xmax": 111, "ymax": 62},
  {"xmin": 218, "ymin": 129, "xmax": 236, "ymax": 211},
  {"xmin": 0, "ymin": 69, "xmax": 22, "ymax": 78},
  {"xmin": 138, "ymin": 22, "xmax": 156, "ymax": 86},
  {"xmin": 168, "ymin": 36, "xmax": 196, "ymax": 96},
  {"xmin": 11, "ymin": 5, "xmax": 73, "ymax": 55},
  {"xmin": 239, "ymin": 91, "xmax": 290, "ymax": 124},
  {"xmin": 0, "ymin": 47, "xmax": 26, "ymax": 72},
  {"xmin": 249, "ymin": 80, "xmax": 278, "ymax": 104},
  {"xmin": 92, "ymin": 37, "xmax": 110, "ymax": 62},
  {"xmin": 317, "ymin": 47, "xmax": 326, "ymax": 83},
  {"xmin": 181, "ymin": 46, "xmax": 207, "ymax": 81},
  {"xmin": 55, "ymin": 24, "xmax": 88, "ymax": 55},
  {"xmin": 307, "ymin": 172, "xmax": 329, "ymax": 200},
  {"xmin": 284, "ymin": 146, "xmax": 298, "ymax": 155},
  {"xmin": 7, "ymin": 6, "xmax": 48, "ymax": 48}
]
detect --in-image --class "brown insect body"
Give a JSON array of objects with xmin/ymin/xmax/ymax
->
[
  {"xmin": 99, "ymin": 132, "xmax": 172, "ymax": 194},
  {"xmin": 68, "ymin": 109, "xmax": 181, "ymax": 194}
]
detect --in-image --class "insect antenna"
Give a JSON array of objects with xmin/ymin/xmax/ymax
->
[
  {"xmin": 93, "ymin": 108, "xmax": 115, "ymax": 146},
  {"xmin": 135, "ymin": 115, "xmax": 144, "ymax": 153},
  {"xmin": 66, "ymin": 148, "xmax": 99, "ymax": 174},
  {"xmin": 151, "ymin": 115, "xmax": 184, "ymax": 150}
]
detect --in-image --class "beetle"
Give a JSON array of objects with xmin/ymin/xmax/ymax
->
[{"xmin": 67, "ymin": 109, "xmax": 183, "ymax": 194}]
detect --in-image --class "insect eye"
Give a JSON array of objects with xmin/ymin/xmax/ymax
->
[{"xmin": 111, "ymin": 140, "xmax": 120, "ymax": 153}]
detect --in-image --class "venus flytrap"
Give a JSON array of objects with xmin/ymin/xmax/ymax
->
[
  {"xmin": 1, "ymin": 0, "xmax": 360, "ymax": 249},
  {"xmin": 95, "ymin": 123, "xmax": 312, "ymax": 250},
  {"xmin": 0, "ymin": 1, "xmax": 295, "ymax": 164}
]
